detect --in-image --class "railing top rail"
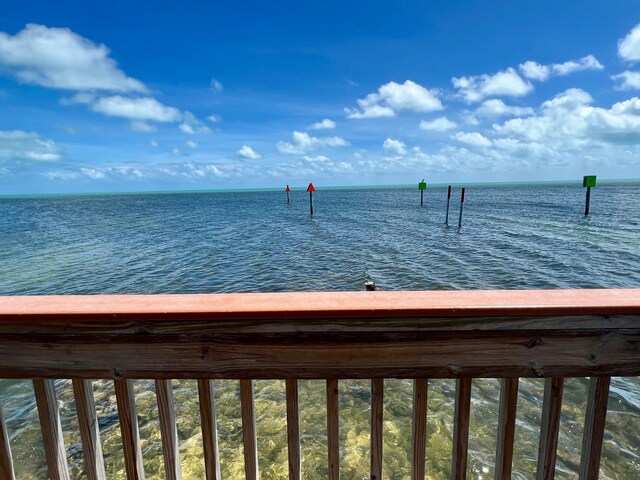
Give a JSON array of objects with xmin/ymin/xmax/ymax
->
[{"xmin": 0, "ymin": 289, "xmax": 638, "ymax": 323}]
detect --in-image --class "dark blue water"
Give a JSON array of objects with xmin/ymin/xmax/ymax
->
[
  {"xmin": 1, "ymin": 183, "xmax": 639, "ymax": 479},
  {"xmin": 0, "ymin": 183, "xmax": 639, "ymax": 295}
]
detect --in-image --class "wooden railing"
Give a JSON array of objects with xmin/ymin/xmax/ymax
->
[{"xmin": 0, "ymin": 289, "xmax": 639, "ymax": 480}]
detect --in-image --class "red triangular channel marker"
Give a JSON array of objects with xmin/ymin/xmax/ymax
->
[
  {"xmin": 285, "ymin": 185, "xmax": 291, "ymax": 192},
  {"xmin": 307, "ymin": 183, "xmax": 315, "ymax": 192}
]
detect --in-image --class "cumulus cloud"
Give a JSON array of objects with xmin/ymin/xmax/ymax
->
[
  {"xmin": 309, "ymin": 118, "xmax": 336, "ymax": 130},
  {"xmin": 619, "ymin": 23, "xmax": 640, "ymax": 62},
  {"xmin": 0, "ymin": 24, "xmax": 146, "ymax": 92},
  {"xmin": 466, "ymin": 99, "xmax": 535, "ymax": 124},
  {"xmin": 207, "ymin": 114, "xmax": 222, "ymax": 123},
  {"xmin": 419, "ymin": 116, "xmax": 457, "ymax": 131},
  {"xmin": 237, "ymin": 145, "xmax": 261, "ymax": 159},
  {"xmin": 612, "ymin": 71, "xmax": 640, "ymax": 90},
  {"xmin": 179, "ymin": 111, "xmax": 211, "ymax": 134},
  {"xmin": 0, "ymin": 130, "xmax": 63, "ymax": 161},
  {"xmin": 91, "ymin": 96, "xmax": 181, "ymax": 122},
  {"xmin": 453, "ymin": 131, "xmax": 493, "ymax": 147},
  {"xmin": 186, "ymin": 140, "xmax": 198, "ymax": 149},
  {"xmin": 130, "ymin": 121, "xmax": 157, "ymax": 132},
  {"xmin": 346, "ymin": 80, "xmax": 442, "ymax": 119},
  {"xmin": 276, "ymin": 131, "xmax": 349, "ymax": 154},
  {"xmin": 452, "ymin": 68, "xmax": 533, "ymax": 103},
  {"xmin": 149, "ymin": 140, "xmax": 159, "ymax": 148},
  {"xmin": 382, "ymin": 138, "xmax": 407, "ymax": 155},
  {"xmin": 210, "ymin": 79, "xmax": 223, "ymax": 91},
  {"xmin": 519, "ymin": 55, "xmax": 603, "ymax": 81}
]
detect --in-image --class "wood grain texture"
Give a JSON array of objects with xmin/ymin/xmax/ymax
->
[
  {"xmin": 411, "ymin": 379, "xmax": 428, "ymax": 480},
  {"xmin": 495, "ymin": 378, "xmax": 519, "ymax": 480},
  {"xmin": 1, "ymin": 289, "xmax": 638, "ymax": 323},
  {"xmin": 33, "ymin": 379, "xmax": 70, "ymax": 480},
  {"xmin": 0, "ymin": 400, "xmax": 15, "ymax": 480},
  {"xmin": 197, "ymin": 380, "xmax": 221, "ymax": 480},
  {"xmin": 370, "ymin": 379, "xmax": 383, "ymax": 480},
  {"xmin": 154, "ymin": 380, "xmax": 182, "ymax": 480},
  {"xmin": 579, "ymin": 377, "xmax": 611, "ymax": 480},
  {"xmin": 327, "ymin": 379, "xmax": 339, "ymax": 480},
  {"xmin": 452, "ymin": 378, "xmax": 472, "ymax": 480},
  {"xmin": 114, "ymin": 379, "xmax": 145, "ymax": 480},
  {"xmin": 1, "ymin": 327, "xmax": 639, "ymax": 380},
  {"xmin": 240, "ymin": 380, "xmax": 258, "ymax": 480},
  {"xmin": 286, "ymin": 379, "xmax": 301, "ymax": 480},
  {"xmin": 72, "ymin": 380, "xmax": 106, "ymax": 480},
  {"xmin": 536, "ymin": 377, "xmax": 564, "ymax": 480}
]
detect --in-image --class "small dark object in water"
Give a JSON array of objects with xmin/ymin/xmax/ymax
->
[{"xmin": 364, "ymin": 281, "xmax": 378, "ymax": 291}]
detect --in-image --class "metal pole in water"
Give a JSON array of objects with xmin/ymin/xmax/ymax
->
[
  {"xmin": 445, "ymin": 185, "xmax": 452, "ymax": 225},
  {"xmin": 458, "ymin": 188, "xmax": 465, "ymax": 228},
  {"xmin": 585, "ymin": 187, "xmax": 591, "ymax": 215},
  {"xmin": 307, "ymin": 183, "xmax": 315, "ymax": 215},
  {"xmin": 420, "ymin": 189, "xmax": 424, "ymax": 206},
  {"xmin": 418, "ymin": 180, "xmax": 426, "ymax": 206},
  {"xmin": 286, "ymin": 185, "xmax": 291, "ymax": 204},
  {"xmin": 582, "ymin": 175, "xmax": 596, "ymax": 216}
]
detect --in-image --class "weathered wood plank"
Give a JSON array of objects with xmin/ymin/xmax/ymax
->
[
  {"xmin": 495, "ymin": 378, "xmax": 519, "ymax": 480},
  {"xmin": 370, "ymin": 379, "xmax": 383, "ymax": 480},
  {"xmin": 72, "ymin": 379, "xmax": 106, "ymax": 480},
  {"xmin": 1, "ymin": 289, "xmax": 638, "ymax": 323},
  {"xmin": 411, "ymin": 379, "xmax": 428, "ymax": 480},
  {"xmin": 114, "ymin": 379, "xmax": 145, "ymax": 480},
  {"xmin": 197, "ymin": 380, "xmax": 221, "ymax": 480},
  {"xmin": 579, "ymin": 376, "xmax": 611, "ymax": 480},
  {"xmin": 240, "ymin": 380, "xmax": 258, "ymax": 480},
  {"xmin": 286, "ymin": 379, "xmax": 301, "ymax": 480},
  {"xmin": 327, "ymin": 379, "xmax": 339, "ymax": 480},
  {"xmin": 33, "ymin": 379, "xmax": 70, "ymax": 480},
  {"xmin": 0, "ymin": 400, "xmax": 15, "ymax": 480},
  {"xmin": 536, "ymin": 377, "xmax": 564, "ymax": 480},
  {"xmin": 155, "ymin": 380, "xmax": 182, "ymax": 480},
  {"xmin": 1, "ymin": 329, "xmax": 640, "ymax": 379},
  {"xmin": 452, "ymin": 378, "xmax": 472, "ymax": 480}
]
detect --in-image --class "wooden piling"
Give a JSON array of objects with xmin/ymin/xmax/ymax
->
[
  {"xmin": 445, "ymin": 185, "xmax": 452, "ymax": 225},
  {"xmin": 458, "ymin": 188, "xmax": 465, "ymax": 228}
]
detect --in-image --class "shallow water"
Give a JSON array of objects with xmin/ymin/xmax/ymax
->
[{"xmin": 0, "ymin": 183, "xmax": 639, "ymax": 478}]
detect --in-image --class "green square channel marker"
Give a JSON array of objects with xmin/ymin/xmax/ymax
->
[
  {"xmin": 418, "ymin": 181, "xmax": 427, "ymax": 190},
  {"xmin": 583, "ymin": 175, "xmax": 597, "ymax": 188}
]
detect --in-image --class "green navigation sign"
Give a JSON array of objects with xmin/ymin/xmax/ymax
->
[
  {"xmin": 418, "ymin": 181, "xmax": 427, "ymax": 190},
  {"xmin": 583, "ymin": 175, "xmax": 597, "ymax": 188}
]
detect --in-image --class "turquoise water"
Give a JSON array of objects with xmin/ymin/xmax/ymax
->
[{"xmin": 0, "ymin": 183, "xmax": 639, "ymax": 478}]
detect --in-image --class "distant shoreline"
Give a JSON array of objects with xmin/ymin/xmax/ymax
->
[{"xmin": 1, "ymin": 178, "xmax": 639, "ymax": 199}]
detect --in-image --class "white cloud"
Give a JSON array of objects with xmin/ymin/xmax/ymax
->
[
  {"xmin": 149, "ymin": 140, "xmax": 159, "ymax": 148},
  {"xmin": 520, "ymin": 55, "xmax": 603, "ymax": 81},
  {"xmin": 130, "ymin": 121, "xmax": 157, "ymax": 132},
  {"xmin": 237, "ymin": 145, "xmax": 261, "ymax": 159},
  {"xmin": 179, "ymin": 111, "xmax": 211, "ymax": 134},
  {"xmin": 383, "ymin": 138, "xmax": 407, "ymax": 155},
  {"xmin": 80, "ymin": 168, "xmax": 106, "ymax": 179},
  {"xmin": 186, "ymin": 140, "xmax": 198, "ymax": 149},
  {"xmin": 0, "ymin": 130, "xmax": 63, "ymax": 161},
  {"xmin": 453, "ymin": 131, "xmax": 493, "ymax": 147},
  {"xmin": 612, "ymin": 71, "xmax": 640, "ymax": 90},
  {"xmin": 207, "ymin": 114, "xmax": 222, "ymax": 123},
  {"xmin": 309, "ymin": 118, "xmax": 336, "ymax": 130},
  {"xmin": 0, "ymin": 24, "xmax": 146, "ymax": 92},
  {"xmin": 346, "ymin": 80, "xmax": 442, "ymax": 119},
  {"xmin": 277, "ymin": 131, "xmax": 349, "ymax": 154},
  {"xmin": 419, "ymin": 116, "xmax": 457, "ymax": 131},
  {"xmin": 210, "ymin": 79, "xmax": 223, "ymax": 91},
  {"xmin": 452, "ymin": 68, "xmax": 533, "ymax": 103},
  {"xmin": 619, "ymin": 23, "xmax": 640, "ymax": 62},
  {"xmin": 59, "ymin": 92, "xmax": 97, "ymax": 105},
  {"xmin": 91, "ymin": 96, "xmax": 181, "ymax": 122},
  {"xmin": 469, "ymin": 99, "xmax": 535, "ymax": 123}
]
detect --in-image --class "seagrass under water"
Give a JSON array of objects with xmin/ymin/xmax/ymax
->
[{"xmin": 0, "ymin": 183, "xmax": 639, "ymax": 478}]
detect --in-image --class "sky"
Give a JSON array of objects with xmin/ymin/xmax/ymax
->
[{"xmin": 1, "ymin": 1, "xmax": 640, "ymax": 194}]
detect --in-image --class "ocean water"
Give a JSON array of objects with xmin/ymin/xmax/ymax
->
[{"xmin": 0, "ymin": 183, "xmax": 639, "ymax": 478}]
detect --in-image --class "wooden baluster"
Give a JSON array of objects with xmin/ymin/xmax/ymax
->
[
  {"xmin": 198, "ymin": 380, "xmax": 221, "ymax": 480},
  {"xmin": 114, "ymin": 379, "xmax": 145, "ymax": 480},
  {"xmin": 411, "ymin": 379, "xmax": 428, "ymax": 480},
  {"xmin": 286, "ymin": 379, "xmax": 301, "ymax": 480},
  {"xmin": 327, "ymin": 379, "xmax": 339, "ymax": 480},
  {"xmin": 370, "ymin": 379, "xmax": 383, "ymax": 480},
  {"xmin": 451, "ymin": 378, "xmax": 471, "ymax": 480},
  {"xmin": 0, "ymin": 400, "xmax": 16, "ymax": 480},
  {"xmin": 536, "ymin": 377, "xmax": 564, "ymax": 480},
  {"xmin": 579, "ymin": 377, "xmax": 611, "ymax": 480},
  {"xmin": 33, "ymin": 379, "xmax": 70, "ymax": 480},
  {"xmin": 240, "ymin": 380, "xmax": 258, "ymax": 480},
  {"xmin": 155, "ymin": 380, "xmax": 182, "ymax": 480},
  {"xmin": 72, "ymin": 380, "xmax": 106, "ymax": 480},
  {"xmin": 496, "ymin": 378, "xmax": 519, "ymax": 480}
]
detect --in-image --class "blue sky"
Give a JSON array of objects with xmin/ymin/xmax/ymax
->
[{"xmin": 1, "ymin": 1, "xmax": 640, "ymax": 193}]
